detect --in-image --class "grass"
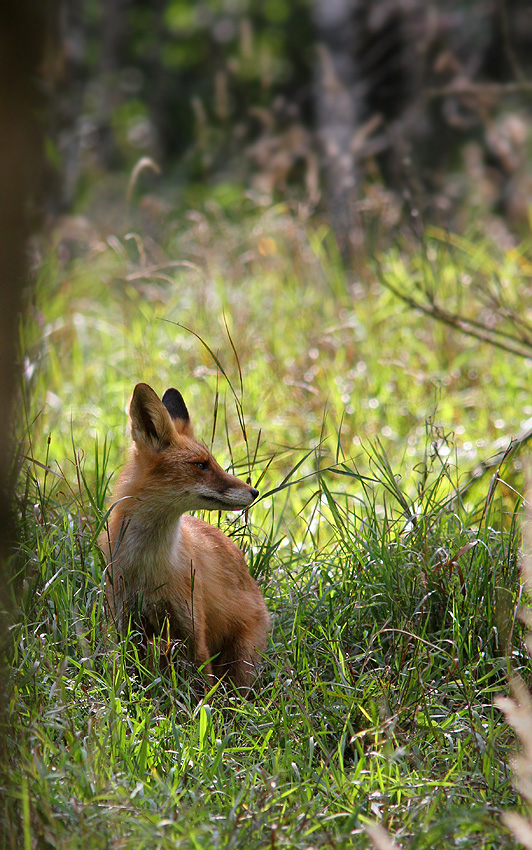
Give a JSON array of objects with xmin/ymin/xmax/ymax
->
[{"xmin": 3, "ymin": 195, "xmax": 532, "ymax": 848}]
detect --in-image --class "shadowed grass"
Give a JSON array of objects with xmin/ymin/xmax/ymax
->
[{"xmin": 6, "ymin": 419, "xmax": 525, "ymax": 848}]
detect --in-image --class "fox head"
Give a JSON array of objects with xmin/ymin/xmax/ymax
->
[{"xmin": 127, "ymin": 383, "xmax": 258, "ymax": 516}]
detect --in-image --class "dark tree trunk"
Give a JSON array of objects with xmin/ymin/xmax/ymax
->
[
  {"xmin": 98, "ymin": 0, "xmax": 130, "ymax": 168},
  {"xmin": 49, "ymin": 0, "xmax": 87, "ymax": 211},
  {"xmin": 0, "ymin": 0, "xmax": 48, "ymax": 798},
  {"xmin": 313, "ymin": 0, "xmax": 361, "ymax": 258}
]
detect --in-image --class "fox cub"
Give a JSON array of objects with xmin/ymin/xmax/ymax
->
[{"xmin": 100, "ymin": 382, "xmax": 269, "ymax": 690}]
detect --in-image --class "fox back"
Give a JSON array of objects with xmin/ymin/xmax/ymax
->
[{"xmin": 99, "ymin": 382, "xmax": 270, "ymax": 690}]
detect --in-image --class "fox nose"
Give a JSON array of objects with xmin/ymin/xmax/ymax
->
[{"xmin": 249, "ymin": 487, "xmax": 259, "ymax": 500}]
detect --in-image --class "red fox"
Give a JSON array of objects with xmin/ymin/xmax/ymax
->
[{"xmin": 100, "ymin": 382, "xmax": 270, "ymax": 691}]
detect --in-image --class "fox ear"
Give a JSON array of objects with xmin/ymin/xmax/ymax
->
[
  {"xmin": 162, "ymin": 388, "xmax": 194, "ymax": 438},
  {"xmin": 130, "ymin": 383, "xmax": 175, "ymax": 451}
]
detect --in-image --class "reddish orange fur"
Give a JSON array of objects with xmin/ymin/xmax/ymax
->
[{"xmin": 99, "ymin": 383, "xmax": 269, "ymax": 691}]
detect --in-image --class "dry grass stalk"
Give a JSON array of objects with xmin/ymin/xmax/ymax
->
[
  {"xmin": 494, "ymin": 481, "xmax": 532, "ymax": 846},
  {"xmin": 365, "ymin": 821, "xmax": 402, "ymax": 850}
]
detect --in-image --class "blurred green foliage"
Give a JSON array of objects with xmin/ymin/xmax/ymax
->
[
  {"xmin": 82, "ymin": 0, "xmax": 314, "ymax": 171},
  {"xmin": 51, "ymin": 0, "xmax": 530, "ymax": 238}
]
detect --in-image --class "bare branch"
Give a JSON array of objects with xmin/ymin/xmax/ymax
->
[{"xmin": 381, "ymin": 276, "xmax": 532, "ymax": 360}]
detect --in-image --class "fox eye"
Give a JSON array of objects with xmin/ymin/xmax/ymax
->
[{"xmin": 194, "ymin": 460, "xmax": 209, "ymax": 471}]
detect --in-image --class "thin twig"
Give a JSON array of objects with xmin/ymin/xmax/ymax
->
[
  {"xmin": 425, "ymin": 81, "xmax": 532, "ymax": 99},
  {"xmin": 451, "ymin": 423, "xmax": 532, "ymax": 507},
  {"xmin": 126, "ymin": 260, "xmax": 201, "ymax": 281}
]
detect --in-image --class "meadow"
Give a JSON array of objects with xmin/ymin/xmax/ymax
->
[{"xmin": 5, "ymin": 194, "xmax": 532, "ymax": 848}]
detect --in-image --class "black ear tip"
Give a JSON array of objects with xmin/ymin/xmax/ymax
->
[{"xmin": 162, "ymin": 388, "xmax": 190, "ymax": 421}]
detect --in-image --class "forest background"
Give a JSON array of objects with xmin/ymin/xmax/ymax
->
[{"xmin": 3, "ymin": 1, "xmax": 532, "ymax": 848}]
